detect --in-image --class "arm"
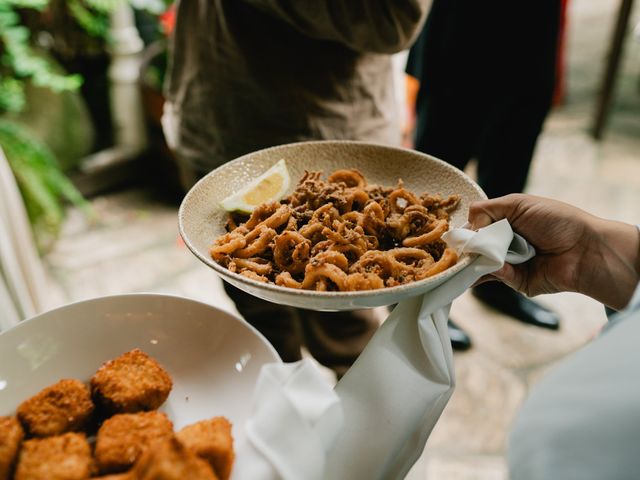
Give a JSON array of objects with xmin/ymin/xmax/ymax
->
[
  {"xmin": 468, "ymin": 194, "xmax": 640, "ymax": 310},
  {"xmin": 243, "ymin": 0, "xmax": 431, "ymax": 53}
]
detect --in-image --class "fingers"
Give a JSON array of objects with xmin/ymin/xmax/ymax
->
[
  {"xmin": 472, "ymin": 264, "xmax": 523, "ymax": 292},
  {"xmin": 492, "ymin": 263, "xmax": 519, "ymax": 288},
  {"xmin": 467, "ymin": 194, "xmax": 526, "ymax": 230},
  {"xmin": 468, "ymin": 210, "xmax": 494, "ymax": 230}
]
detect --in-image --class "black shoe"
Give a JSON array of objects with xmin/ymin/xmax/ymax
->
[
  {"xmin": 448, "ymin": 319, "xmax": 472, "ymax": 351},
  {"xmin": 472, "ymin": 282, "xmax": 560, "ymax": 330}
]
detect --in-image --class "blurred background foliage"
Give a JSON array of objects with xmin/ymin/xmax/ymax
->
[{"xmin": 0, "ymin": 0, "xmax": 172, "ymax": 251}]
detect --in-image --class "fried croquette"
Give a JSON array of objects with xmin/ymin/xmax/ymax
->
[
  {"xmin": 0, "ymin": 416, "xmax": 24, "ymax": 480},
  {"xmin": 94, "ymin": 411, "xmax": 174, "ymax": 474},
  {"xmin": 14, "ymin": 432, "xmax": 91, "ymax": 480},
  {"xmin": 17, "ymin": 379, "xmax": 94, "ymax": 437},
  {"xmin": 176, "ymin": 417, "xmax": 234, "ymax": 480},
  {"xmin": 131, "ymin": 436, "xmax": 218, "ymax": 480},
  {"xmin": 91, "ymin": 349, "xmax": 172, "ymax": 413},
  {"xmin": 90, "ymin": 474, "xmax": 132, "ymax": 480}
]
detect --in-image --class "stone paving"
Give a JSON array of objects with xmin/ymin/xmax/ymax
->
[{"xmin": 41, "ymin": 0, "xmax": 640, "ymax": 478}]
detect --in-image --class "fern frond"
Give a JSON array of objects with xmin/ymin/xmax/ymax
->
[
  {"xmin": 83, "ymin": 0, "xmax": 126, "ymax": 14},
  {"xmin": 67, "ymin": 0, "xmax": 110, "ymax": 37},
  {"xmin": 5, "ymin": 0, "xmax": 49, "ymax": 11}
]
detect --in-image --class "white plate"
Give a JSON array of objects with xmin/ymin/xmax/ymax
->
[
  {"xmin": 179, "ymin": 140, "xmax": 486, "ymax": 311},
  {"xmin": 0, "ymin": 293, "xmax": 280, "ymax": 441}
]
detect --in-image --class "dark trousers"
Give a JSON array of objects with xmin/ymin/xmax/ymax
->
[
  {"xmin": 223, "ymin": 283, "xmax": 380, "ymax": 376},
  {"xmin": 408, "ymin": 0, "xmax": 561, "ymax": 198}
]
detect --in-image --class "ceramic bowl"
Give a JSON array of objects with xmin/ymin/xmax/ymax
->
[
  {"xmin": 179, "ymin": 141, "xmax": 486, "ymax": 311},
  {"xmin": 0, "ymin": 293, "xmax": 280, "ymax": 440}
]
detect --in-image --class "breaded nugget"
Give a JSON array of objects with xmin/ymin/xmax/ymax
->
[
  {"xmin": 176, "ymin": 417, "xmax": 234, "ymax": 480},
  {"xmin": 94, "ymin": 411, "xmax": 173, "ymax": 474},
  {"xmin": 131, "ymin": 436, "xmax": 218, "ymax": 480},
  {"xmin": 91, "ymin": 349, "xmax": 172, "ymax": 413},
  {"xmin": 14, "ymin": 432, "xmax": 91, "ymax": 480},
  {"xmin": 0, "ymin": 416, "xmax": 24, "ymax": 480},
  {"xmin": 91, "ymin": 474, "xmax": 132, "ymax": 480},
  {"xmin": 17, "ymin": 378, "xmax": 94, "ymax": 437}
]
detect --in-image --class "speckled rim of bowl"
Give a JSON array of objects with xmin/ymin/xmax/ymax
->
[{"xmin": 178, "ymin": 140, "xmax": 487, "ymax": 306}]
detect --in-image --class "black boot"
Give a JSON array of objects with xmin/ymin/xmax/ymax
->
[
  {"xmin": 448, "ymin": 319, "xmax": 472, "ymax": 351},
  {"xmin": 472, "ymin": 282, "xmax": 560, "ymax": 330}
]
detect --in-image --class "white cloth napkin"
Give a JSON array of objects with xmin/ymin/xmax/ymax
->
[
  {"xmin": 236, "ymin": 220, "xmax": 534, "ymax": 480},
  {"xmin": 233, "ymin": 360, "xmax": 344, "ymax": 480}
]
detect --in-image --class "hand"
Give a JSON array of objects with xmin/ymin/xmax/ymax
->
[{"xmin": 468, "ymin": 194, "xmax": 640, "ymax": 310}]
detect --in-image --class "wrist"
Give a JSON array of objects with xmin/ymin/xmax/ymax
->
[{"xmin": 587, "ymin": 217, "xmax": 640, "ymax": 309}]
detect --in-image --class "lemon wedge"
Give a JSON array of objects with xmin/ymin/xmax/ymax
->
[{"xmin": 220, "ymin": 159, "xmax": 291, "ymax": 213}]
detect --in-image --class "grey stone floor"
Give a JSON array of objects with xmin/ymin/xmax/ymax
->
[{"xmin": 42, "ymin": 0, "xmax": 640, "ymax": 478}]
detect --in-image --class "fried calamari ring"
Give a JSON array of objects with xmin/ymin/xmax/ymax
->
[
  {"xmin": 240, "ymin": 270, "xmax": 269, "ymax": 282},
  {"xmin": 364, "ymin": 201, "xmax": 385, "ymax": 221},
  {"xmin": 320, "ymin": 224, "xmax": 372, "ymax": 259},
  {"xmin": 388, "ymin": 187, "xmax": 420, "ymax": 213},
  {"xmin": 321, "ymin": 225, "xmax": 352, "ymax": 245},
  {"xmin": 311, "ymin": 250, "xmax": 349, "ymax": 272},
  {"xmin": 275, "ymin": 271, "xmax": 302, "ymax": 289},
  {"xmin": 330, "ymin": 243, "xmax": 368, "ymax": 263},
  {"xmin": 422, "ymin": 194, "xmax": 462, "ymax": 220},
  {"xmin": 340, "ymin": 188, "xmax": 369, "ymax": 213},
  {"xmin": 403, "ymin": 205, "xmax": 434, "ymax": 232},
  {"xmin": 350, "ymin": 250, "xmax": 403, "ymax": 280},
  {"xmin": 342, "ymin": 211, "xmax": 365, "ymax": 227},
  {"xmin": 299, "ymin": 222, "xmax": 326, "ymax": 242},
  {"xmin": 385, "ymin": 205, "xmax": 431, "ymax": 239},
  {"xmin": 415, "ymin": 247, "xmax": 458, "ymax": 280},
  {"xmin": 244, "ymin": 202, "xmax": 279, "ymax": 230},
  {"xmin": 259, "ymin": 204, "xmax": 291, "ymax": 230},
  {"xmin": 328, "ymin": 169, "xmax": 366, "ymax": 188},
  {"xmin": 234, "ymin": 227, "xmax": 276, "ymax": 258},
  {"xmin": 229, "ymin": 257, "xmax": 272, "ymax": 276},
  {"xmin": 343, "ymin": 202, "xmax": 384, "ymax": 230},
  {"xmin": 210, "ymin": 231, "xmax": 247, "ymax": 260},
  {"xmin": 310, "ymin": 239, "xmax": 334, "ymax": 255},
  {"xmin": 301, "ymin": 263, "xmax": 347, "ymax": 291},
  {"xmin": 387, "ymin": 247, "xmax": 433, "ymax": 267},
  {"xmin": 402, "ymin": 219, "xmax": 449, "ymax": 247},
  {"xmin": 273, "ymin": 231, "xmax": 311, "ymax": 275},
  {"xmin": 421, "ymin": 193, "xmax": 461, "ymax": 210},
  {"xmin": 344, "ymin": 272, "xmax": 385, "ymax": 291},
  {"xmin": 283, "ymin": 214, "xmax": 298, "ymax": 231},
  {"xmin": 243, "ymin": 202, "xmax": 291, "ymax": 232},
  {"xmin": 310, "ymin": 203, "xmax": 340, "ymax": 226}
]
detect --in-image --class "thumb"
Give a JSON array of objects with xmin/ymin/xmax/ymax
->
[{"xmin": 467, "ymin": 194, "xmax": 524, "ymax": 230}]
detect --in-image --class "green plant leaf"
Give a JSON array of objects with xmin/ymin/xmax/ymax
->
[
  {"xmin": 6, "ymin": 0, "xmax": 50, "ymax": 10},
  {"xmin": 68, "ymin": 0, "xmax": 110, "ymax": 37},
  {"xmin": 84, "ymin": 0, "xmax": 126, "ymax": 14},
  {"xmin": 0, "ymin": 78, "xmax": 26, "ymax": 112},
  {"xmin": 0, "ymin": 119, "xmax": 92, "ymax": 251}
]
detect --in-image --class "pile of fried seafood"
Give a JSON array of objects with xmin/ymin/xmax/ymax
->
[{"xmin": 211, "ymin": 168, "xmax": 460, "ymax": 292}]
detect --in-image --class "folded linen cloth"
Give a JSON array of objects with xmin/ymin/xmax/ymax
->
[
  {"xmin": 235, "ymin": 220, "xmax": 534, "ymax": 479},
  {"xmin": 233, "ymin": 360, "xmax": 344, "ymax": 480},
  {"xmin": 326, "ymin": 219, "xmax": 534, "ymax": 479}
]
